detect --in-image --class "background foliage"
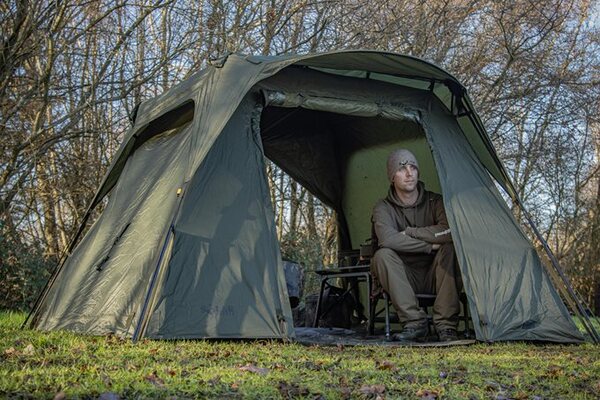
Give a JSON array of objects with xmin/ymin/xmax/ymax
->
[{"xmin": 1, "ymin": 0, "xmax": 599, "ymax": 310}]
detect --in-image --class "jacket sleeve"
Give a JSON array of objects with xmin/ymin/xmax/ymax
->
[
  {"xmin": 404, "ymin": 197, "xmax": 452, "ymax": 244},
  {"xmin": 373, "ymin": 201, "xmax": 433, "ymax": 254}
]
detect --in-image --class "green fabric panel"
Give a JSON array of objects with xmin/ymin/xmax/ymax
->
[
  {"xmin": 304, "ymin": 68, "xmax": 431, "ymax": 91},
  {"xmin": 303, "ymin": 67, "xmax": 368, "ymax": 80},
  {"xmin": 145, "ymin": 98, "xmax": 294, "ymax": 339},
  {"xmin": 90, "ymin": 101, "xmax": 197, "ymax": 211},
  {"xmin": 187, "ymin": 56, "xmax": 269, "ymax": 181},
  {"xmin": 433, "ymin": 83, "xmax": 452, "ymax": 111},
  {"xmin": 460, "ymin": 95, "xmax": 518, "ymax": 199},
  {"xmin": 456, "ymin": 115, "xmax": 509, "ymax": 196},
  {"xmin": 295, "ymin": 51, "xmax": 454, "ymax": 81},
  {"xmin": 34, "ymin": 124, "xmax": 192, "ymax": 336},
  {"xmin": 424, "ymin": 99, "xmax": 583, "ymax": 343},
  {"xmin": 134, "ymin": 69, "xmax": 210, "ymax": 129},
  {"xmin": 370, "ymin": 72, "xmax": 432, "ymax": 90}
]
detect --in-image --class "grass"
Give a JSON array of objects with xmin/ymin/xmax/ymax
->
[{"xmin": 1, "ymin": 312, "xmax": 599, "ymax": 399}]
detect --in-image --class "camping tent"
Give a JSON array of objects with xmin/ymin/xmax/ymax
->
[{"xmin": 27, "ymin": 50, "xmax": 591, "ymax": 343}]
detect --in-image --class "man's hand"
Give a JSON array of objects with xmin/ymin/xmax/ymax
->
[{"xmin": 431, "ymin": 244, "xmax": 441, "ymax": 251}]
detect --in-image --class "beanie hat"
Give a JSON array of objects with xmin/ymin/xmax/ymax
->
[{"xmin": 387, "ymin": 149, "xmax": 419, "ymax": 181}]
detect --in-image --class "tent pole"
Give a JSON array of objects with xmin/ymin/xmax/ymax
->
[
  {"xmin": 131, "ymin": 226, "xmax": 174, "ymax": 342},
  {"xmin": 520, "ymin": 206, "xmax": 600, "ymax": 343}
]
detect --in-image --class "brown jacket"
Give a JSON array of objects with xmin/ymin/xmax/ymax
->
[{"xmin": 372, "ymin": 181, "xmax": 452, "ymax": 254}]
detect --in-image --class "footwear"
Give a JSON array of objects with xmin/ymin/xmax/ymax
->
[
  {"xmin": 437, "ymin": 328, "xmax": 458, "ymax": 342},
  {"xmin": 392, "ymin": 322, "xmax": 428, "ymax": 341}
]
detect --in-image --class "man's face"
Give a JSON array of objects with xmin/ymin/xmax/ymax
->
[{"xmin": 392, "ymin": 164, "xmax": 419, "ymax": 194}]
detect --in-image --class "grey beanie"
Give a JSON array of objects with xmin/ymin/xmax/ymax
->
[{"xmin": 387, "ymin": 149, "xmax": 419, "ymax": 181}]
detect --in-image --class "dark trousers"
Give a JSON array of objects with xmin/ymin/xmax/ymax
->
[{"xmin": 370, "ymin": 243, "xmax": 461, "ymax": 330}]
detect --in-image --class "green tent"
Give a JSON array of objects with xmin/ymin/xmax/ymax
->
[{"xmin": 28, "ymin": 50, "xmax": 588, "ymax": 342}]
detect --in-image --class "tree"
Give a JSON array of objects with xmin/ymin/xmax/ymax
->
[{"xmin": 0, "ymin": 0, "xmax": 598, "ymax": 309}]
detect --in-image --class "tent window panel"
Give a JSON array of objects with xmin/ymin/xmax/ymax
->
[{"xmin": 133, "ymin": 100, "xmax": 195, "ymax": 151}]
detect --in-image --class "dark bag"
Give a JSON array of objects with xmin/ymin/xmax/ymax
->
[{"xmin": 318, "ymin": 285, "xmax": 355, "ymax": 329}]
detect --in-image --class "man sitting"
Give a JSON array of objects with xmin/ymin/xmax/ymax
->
[{"xmin": 371, "ymin": 149, "xmax": 461, "ymax": 342}]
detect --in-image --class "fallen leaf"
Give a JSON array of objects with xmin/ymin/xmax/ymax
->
[
  {"xmin": 339, "ymin": 386, "xmax": 352, "ymax": 400},
  {"xmin": 144, "ymin": 371, "xmax": 164, "ymax": 387},
  {"xmin": 3, "ymin": 347, "xmax": 17, "ymax": 357},
  {"xmin": 239, "ymin": 364, "xmax": 269, "ymax": 375},
  {"xmin": 544, "ymin": 365, "xmax": 564, "ymax": 379},
  {"xmin": 166, "ymin": 368, "xmax": 177, "ymax": 377},
  {"xmin": 22, "ymin": 344, "xmax": 35, "ymax": 355},
  {"xmin": 416, "ymin": 388, "xmax": 439, "ymax": 399},
  {"xmin": 53, "ymin": 392, "xmax": 66, "ymax": 400},
  {"xmin": 359, "ymin": 384, "xmax": 385, "ymax": 395},
  {"xmin": 277, "ymin": 381, "xmax": 310, "ymax": 397},
  {"xmin": 376, "ymin": 360, "xmax": 396, "ymax": 371},
  {"xmin": 513, "ymin": 392, "xmax": 529, "ymax": 400}
]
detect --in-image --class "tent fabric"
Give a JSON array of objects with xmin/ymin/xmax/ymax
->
[
  {"xmin": 30, "ymin": 50, "xmax": 584, "ymax": 343},
  {"xmin": 34, "ymin": 123, "xmax": 193, "ymax": 336},
  {"xmin": 145, "ymin": 97, "xmax": 293, "ymax": 339},
  {"xmin": 422, "ymin": 99, "xmax": 583, "ymax": 342}
]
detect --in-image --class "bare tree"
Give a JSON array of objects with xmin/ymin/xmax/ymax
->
[{"xmin": 0, "ymin": 0, "xmax": 598, "ymax": 308}]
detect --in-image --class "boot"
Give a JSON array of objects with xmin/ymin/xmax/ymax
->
[{"xmin": 392, "ymin": 320, "xmax": 428, "ymax": 341}]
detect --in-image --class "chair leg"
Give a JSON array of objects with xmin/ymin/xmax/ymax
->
[
  {"xmin": 384, "ymin": 292, "xmax": 391, "ymax": 341},
  {"xmin": 367, "ymin": 276, "xmax": 375, "ymax": 335},
  {"xmin": 313, "ymin": 278, "xmax": 327, "ymax": 328}
]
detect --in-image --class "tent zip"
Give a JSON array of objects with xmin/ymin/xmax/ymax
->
[
  {"xmin": 132, "ymin": 183, "xmax": 187, "ymax": 341},
  {"xmin": 95, "ymin": 223, "xmax": 131, "ymax": 271}
]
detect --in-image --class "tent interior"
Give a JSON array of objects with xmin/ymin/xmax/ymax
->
[
  {"xmin": 254, "ymin": 67, "xmax": 459, "ymax": 337},
  {"xmin": 257, "ymin": 66, "xmax": 448, "ymax": 253},
  {"xmin": 261, "ymin": 105, "xmax": 441, "ymax": 252}
]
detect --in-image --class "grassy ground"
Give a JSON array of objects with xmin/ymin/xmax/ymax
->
[{"xmin": 1, "ymin": 312, "xmax": 599, "ymax": 399}]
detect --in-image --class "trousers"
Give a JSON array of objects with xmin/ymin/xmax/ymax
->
[{"xmin": 370, "ymin": 243, "xmax": 461, "ymax": 330}]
